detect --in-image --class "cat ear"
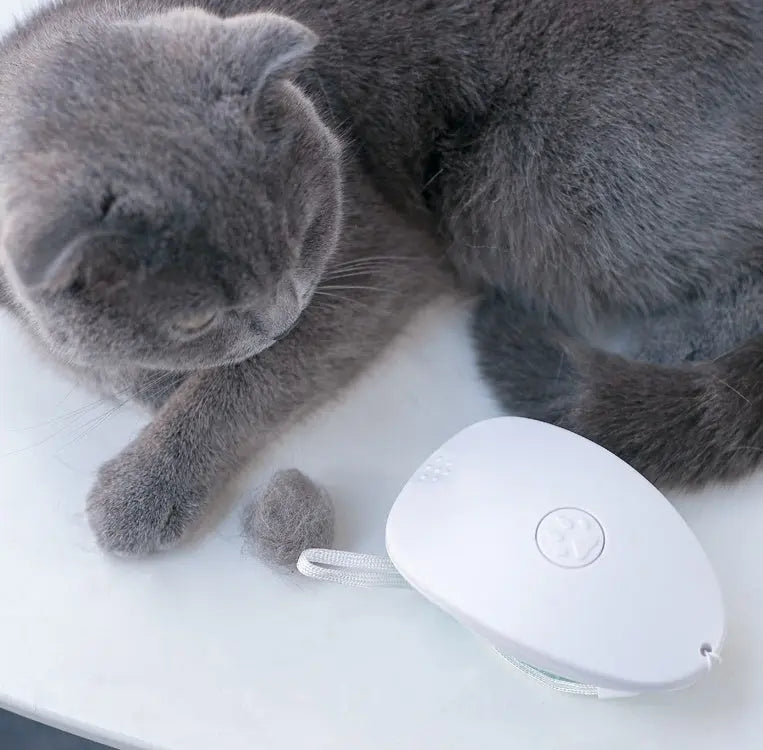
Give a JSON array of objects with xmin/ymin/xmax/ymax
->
[
  {"xmin": 2, "ymin": 207, "xmax": 92, "ymax": 290},
  {"xmin": 4, "ymin": 221, "xmax": 141, "ymax": 294},
  {"xmin": 221, "ymin": 13, "xmax": 318, "ymax": 98},
  {"xmin": 141, "ymin": 9, "xmax": 317, "ymax": 99},
  {"xmin": 1, "ymin": 200, "xmax": 136, "ymax": 292}
]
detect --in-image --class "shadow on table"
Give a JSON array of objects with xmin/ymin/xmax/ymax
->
[{"xmin": 0, "ymin": 709, "xmax": 113, "ymax": 749}]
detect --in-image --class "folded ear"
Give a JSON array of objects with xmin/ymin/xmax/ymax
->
[
  {"xmin": 222, "ymin": 12, "xmax": 318, "ymax": 98},
  {"xmin": 1, "ymin": 194, "xmax": 144, "ymax": 292},
  {"xmin": 140, "ymin": 8, "xmax": 318, "ymax": 100},
  {"xmin": 1, "ymin": 205, "xmax": 94, "ymax": 290}
]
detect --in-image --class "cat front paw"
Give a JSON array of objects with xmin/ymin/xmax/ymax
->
[{"xmin": 86, "ymin": 444, "xmax": 205, "ymax": 556}]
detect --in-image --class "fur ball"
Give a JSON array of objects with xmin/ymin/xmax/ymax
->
[{"xmin": 241, "ymin": 469, "xmax": 335, "ymax": 568}]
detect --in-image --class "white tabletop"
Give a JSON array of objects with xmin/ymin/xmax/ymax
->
[
  {"xmin": 2, "ymin": 4, "xmax": 763, "ymax": 749},
  {"xmin": 3, "ymin": 294, "xmax": 763, "ymax": 750}
]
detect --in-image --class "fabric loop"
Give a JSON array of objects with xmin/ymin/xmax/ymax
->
[{"xmin": 297, "ymin": 548, "xmax": 409, "ymax": 587}]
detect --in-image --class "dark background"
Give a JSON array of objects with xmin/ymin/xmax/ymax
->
[{"xmin": 0, "ymin": 709, "xmax": 112, "ymax": 749}]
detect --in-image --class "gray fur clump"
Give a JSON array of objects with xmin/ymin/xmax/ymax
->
[{"xmin": 242, "ymin": 469, "xmax": 334, "ymax": 568}]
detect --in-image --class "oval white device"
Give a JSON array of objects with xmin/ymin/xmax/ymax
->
[{"xmin": 385, "ymin": 417, "xmax": 725, "ymax": 697}]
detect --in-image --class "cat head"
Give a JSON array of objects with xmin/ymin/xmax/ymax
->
[{"xmin": 0, "ymin": 9, "xmax": 342, "ymax": 370}]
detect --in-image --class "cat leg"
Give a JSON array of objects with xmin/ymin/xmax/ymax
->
[
  {"xmin": 473, "ymin": 276, "xmax": 763, "ymax": 488},
  {"xmin": 84, "ymin": 310, "xmax": 370, "ymax": 554},
  {"xmin": 84, "ymin": 236, "xmax": 448, "ymax": 555}
]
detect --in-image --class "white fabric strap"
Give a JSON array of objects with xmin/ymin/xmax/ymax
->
[
  {"xmin": 297, "ymin": 548, "xmax": 409, "ymax": 588},
  {"xmin": 494, "ymin": 649, "xmax": 598, "ymax": 696}
]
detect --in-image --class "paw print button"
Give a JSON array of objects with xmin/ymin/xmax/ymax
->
[{"xmin": 535, "ymin": 507, "xmax": 605, "ymax": 568}]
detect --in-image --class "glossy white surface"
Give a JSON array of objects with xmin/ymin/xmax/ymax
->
[
  {"xmin": 2, "ymin": 2, "xmax": 763, "ymax": 748},
  {"xmin": 386, "ymin": 418, "xmax": 725, "ymax": 694}
]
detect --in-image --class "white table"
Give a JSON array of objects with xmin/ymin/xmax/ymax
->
[
  {"xmin": 2, "ymin": 4, "xmax": 763, "ymax": 748},
  {"xmin": 3, "ymin": 294, "xmax": 763, "ymax": 750}
]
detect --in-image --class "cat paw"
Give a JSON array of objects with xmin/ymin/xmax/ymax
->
[{"xmin": 86, "ymin": 444, "xmax": 204, "ymax": 556}]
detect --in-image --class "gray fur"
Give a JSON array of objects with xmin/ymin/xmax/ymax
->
[
  {"xmin": 0, "ymin": 0, "xmax": 759, "ymax": 555},
  {"xmin": 77, "ymin": 170, "xmax": 448, "ymax": 555},
  {"xmin": 241, "ymin": 469, "xmax": 334, "ymax": 568},
  {"xmin": 628, "ymin": 277, "xmax": 763, "ymax": 366},
  {"xmin": 0, "ymin": 3, "xmax": 450, "ymax": 555},
  {"xmin": 473, "ymin": 282, "xmax": 762, "ymax": 488}
]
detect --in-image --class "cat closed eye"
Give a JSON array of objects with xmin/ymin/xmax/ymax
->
[{"xmin": 172, "ymin": 311, "xmax": 219, "ymax": 336}]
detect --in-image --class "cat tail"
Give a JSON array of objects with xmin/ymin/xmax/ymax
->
[{"xmin": 473, "ymin": 292, "xmax": 763, "ymax": 489}]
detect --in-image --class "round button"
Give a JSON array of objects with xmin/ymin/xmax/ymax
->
[{"xmin": 535, "ymin": 508, "xmax": 605, "ymax": 568}]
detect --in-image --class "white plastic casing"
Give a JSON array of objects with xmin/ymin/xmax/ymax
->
[{"xmin": 385, "ymin": 417, "xmax": 725, "ymax": 695}]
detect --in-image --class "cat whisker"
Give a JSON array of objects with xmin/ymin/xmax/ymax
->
[
  {"xmin": 52, "ymin": 375, "xmax": 180, "ymax": 453},
  {"xmin": 0, "ymin": 401, "xmax": 126, "ymax": 457},
  {"xmin": 323, "ymin": 261, "xmax": 431, "ymax": 281},
  {"xmin": 10, "ymin": 395, "xmax": 114, "ymax": 432},
  {"xmin": 324, "ymin": 263, "xmax": 412, "ymax": 277},
  {"xmin": 322, "ymin": 269, "xmax": 384, "ymax": 282},
  {"xmin": 312, "ymin": 291, "xmax": 378, "ymax": 311},
  {"xmin": 53, "ymin": 402, "xmax": 131, "ymax": 453},
  {"xmin": 327, "ymin": 254, "xmax": 422, "ymax": 271},
  {"xmin": 323, "ymin": 264, "xmax": 417, "ymax": 279},
  {"xmin": 0, "ymin": 372, "xmax": 177, "ymax": 456},
  {"xmin": 319, "ymin": 284, "xmax": 403, "ymax": 295},
  {"xmin": 10, "ymin": 370, "xmax": 174, "ymax": 432},
  {"xmin": 422, "ymin": 167, "xmax": 444, "ymax": 190},
  {"xmin": 713, "ymin": 377, "xmax": 751, "ymax": 405}
]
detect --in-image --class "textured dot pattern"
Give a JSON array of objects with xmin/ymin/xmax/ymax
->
[{"xmin": 418, "ymin": 454, "xmax": 454, "ymax": 483}]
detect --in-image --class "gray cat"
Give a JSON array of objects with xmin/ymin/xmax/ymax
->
[{"xmin": 0, "ymin": 0, "xmax": 760, "ymax": 555}]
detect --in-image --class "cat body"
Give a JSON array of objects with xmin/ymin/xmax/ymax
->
[{"xmin": 0, "ymin": 0, "xmax": 760, "ymax": 554}]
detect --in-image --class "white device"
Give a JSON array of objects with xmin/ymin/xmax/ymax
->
[{"xmin": 299, "ymin": 417, "xmax": 725, "ymax": 698}]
